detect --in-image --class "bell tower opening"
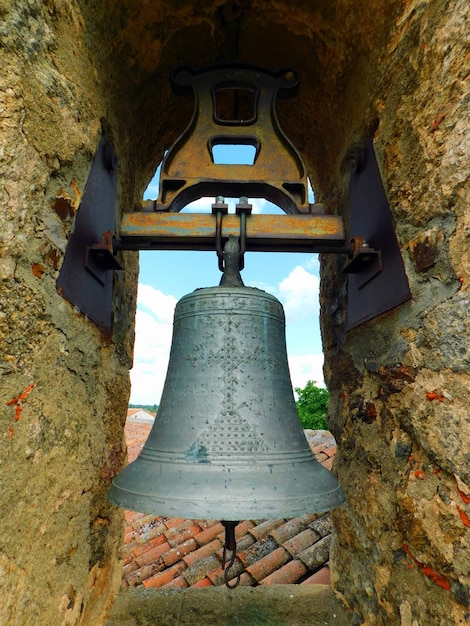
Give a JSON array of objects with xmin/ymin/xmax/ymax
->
[{"xmin": 120, "ymin": 160, "xmax": 338, "ymax": 589}]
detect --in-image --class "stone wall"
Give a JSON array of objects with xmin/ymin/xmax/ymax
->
[
  {"xmin": 324, "ymin": 1, "xmax": 470, "ymax": 624},
  {"xmin": 0, "ymin": 2, "xmax": 137, "ymax": 624},
  {"xmin": 0, "ymin": 0, "xmax": 468, "ymax": 624}
]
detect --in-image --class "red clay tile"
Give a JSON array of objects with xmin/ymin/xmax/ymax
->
[
  {"xmin": 124, "ymin": 529, "xmax": 136, "ymax": 543},
  {"xmin": 248, "ymin": 519, "xmax": 286, "ymax": 542},
  {"xmin": 183, "ymin": 554, "xmax": 221, "ymax": 586},
  {"xmin": 124, "ymin": 509, "xmax": 140, "ymax": 523},
  {"xmin": 123, "ymin": 542, "xmax": 138, "ymax": 564},
  {"xmin": 191, "ymin": 577, "xmax": 213, "ymax": 588},
  {"xmin": 194, "ymin": 519, "xmax": 219, "ymax": 530},
  {"xmin": 194, "ymin": 522, "xmax": 225, "ymax": 546},
  {"xmin": 228, "ymin": 532, "xmax": 256, "ymax": 553},
  {"xmin": 309, "ymin": 514, "xmax": 332, "ymax": 538},
  {"xmin": 298, "ymin": 535, "xmax": 331, "ymax": 570},
  {"xmin": 246, "ymin": 547, "xmax": 290, "ymax": 582},
  {"xmin": 301, "ymin": 565, "xmax": 331, "ymax": 585},
  {"xmin": 135, "ymin": 541, "xmax": 171, "ymax": 567},
  {"xmin": 183, "ymin": 538, "xmax": 223, "ymax": 566},
  {"xmin": 163, "ymin": 575, "xmax": 188, "ymax": 589},
  {"xmin": 133, "ymin": 534, "xmax": 167, "ymax": 558},
  {"xmin": 164, "ymin": 517, "xmax": 187, "ymax": 529},
  {"xmin": 324, "ymin": 444, "xmax": 337, "ymax": 458},
  {"xmin": 237, "ymin": 571, "xmax": 257, "ymax": 586},
  {"xmin": 133, "ymin": 514, "xmax": 160, "ymax": 530},
  {"xmin": 259, "ymin": 559, "xmax": 308, "ymax": 585},
  {"xmin": 321, "ymin": 456, "xmax": 334, "ymax": 470},
  {"xmin": 126, "ymin": 562, "xmax": 162, "ymax": 587},
  {"xmin": 236, "ymin": 536, "xmax": 278, "ymax": 568},
  {"xmin": 143, "ymin": 562, "xmax": 186, "ymax": 588},
  {"xmin": 283, "ymin": 528, "xmax": 320, "ymax": 557},
  {"xmin": 313, "ymin": 450, "xmax": 329, "ymax": 464},
  {"xmin": 162, "ymin": 538, "xmax": 198, "ymax": 567},
  {"xmin": 165, "ymin": 523, "xmax": 202, "ymax": 548},
  {"xmin": 122, "ymin": 562, "xmax": 138, "ymax": 578},
  {"xmin": 206, "ymin": 558, "xmax": 244, "ymax": 586},
  {"xmin": 269, "ymin": 514, "xmax": 317, "ymax": 545},
  {"xmin": 234, "ymin": 520, "xmax": 257, "ymax": 539}
]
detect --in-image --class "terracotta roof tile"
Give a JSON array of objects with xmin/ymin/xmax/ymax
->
[
  {"xmin": 121, "ymin": 420, "xmax": 338, "ymax": 590},
  {"xmin": 132, "ymin": 534, "xmax": 167, "ymax": 558},
  {"xmin": 134, "ymin": 541, "xmax": 171, "ymax": 567},
  {"xmin": 246, "ymin": 547, "xmax": 290, "ymax": 582},
  {"xmin": 283, "ymin": 528, "xmax": 320, "ymax": 557},
  {"xmin": 165, "ymin": 522, "xmax": 202, "ymax": 548},
  {"xmin": 194, "ymin": 521, "xmax": 225, "ymax": 546},
  {"xmin": 183, "ymin": 538, "xmax": 223, "ymax": 566},
  {"xmin": 301, "ymin": 564, "xmax": 331, "ymax": 585},
  {"xmin": 183, "ymin": 554, "xmax": 220, "ymax": 586},
  {"xmin": 248, "ymin": 519, "xmax": 285, "ymax": 541},
  {"xmin": 269, "ymin": 513, "xmax": 317, "ymax": 544},
  {"xmin": 259, "ymin": 558, "xmax": 309, "ymax": 585},
  {"xmin": 237, "ymin": 571, "xmax": 256, "ymax": 586},
  {"xmin": 162, "ymin": 575, "xmax": 188, "ymax": 589},
  {"xmin": 309, "ymin": 514, "xmax": 333, "ymax": 537},
  {"xmin": 234, "ymin": 519, "xmax": 257, "ymax": 538},
  {"xmin": 237, "ymin": 536, "xmax": 279, "ymax": 567},
  {"xmin": 191, "ymin": 576, "xmax": 213, "ymax": 588},
  {"xmin": 298, "ymin": 535, "xmax": 332, "ymax": 570},
  {"xmin": 206, "ymin": 558, "xmax": 245, "ymax": 586},
  {"xmin": 321, "ymin": 456, "xmax": 335, "ymax": 470},
  {"xmin": 143, "ymin": 561, "xmax": 186, "ymax": 588},
  {"xmin": 162, "ymin": 538, "xmax": 198, "ymax": 567}
]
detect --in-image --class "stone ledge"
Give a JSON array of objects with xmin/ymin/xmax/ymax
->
[{"xmin": 105, "ymin": 584, "xmax": 352, "ymax": 626}]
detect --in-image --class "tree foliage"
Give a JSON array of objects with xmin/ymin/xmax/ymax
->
[{"xmin": 295, "ymin": 380, "xmax": 329, "ymax": 430}]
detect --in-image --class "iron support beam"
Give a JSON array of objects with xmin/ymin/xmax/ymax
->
[{"xmin": 118, "ymin": 212, "xmax": 346, "ymax": 253}]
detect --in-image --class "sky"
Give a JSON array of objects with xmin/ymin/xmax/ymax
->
[{"xmin": 129, "ymin": 158, "xmax": 324, "ymax": 406}]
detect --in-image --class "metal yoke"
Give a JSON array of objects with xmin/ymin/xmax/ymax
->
[
  {"xmin": 150, "ymin": 64, "xmax": 310, "ymax": 214},
  {"xmin": 55, "ymin": 65, "xmax": 411, "ymax": 331}
]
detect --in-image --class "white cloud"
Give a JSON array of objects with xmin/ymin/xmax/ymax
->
[
  {"xmin": 278, "ymin": 265, "xmax": 319, "ymax": 323},
  {"xmin": 130, "ymin": 285, "xmax": 177, "ymax": 405},
  {"xmin": 137, "ymin": 284, "xmax": 177, "ymax": 323},
  {"xmin": 288, "ymin": 353, "xmax": 325, "ymax": 394},
  {"xmin": 181, "ymin": 196, "xmax": 269, "ymax": 214}
]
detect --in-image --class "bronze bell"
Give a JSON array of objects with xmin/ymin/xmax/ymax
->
[{"xmin": 109, "ymin": 248, "xmax": 344, "ymax": 521}]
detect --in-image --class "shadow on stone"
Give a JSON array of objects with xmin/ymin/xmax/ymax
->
[{"xmin": 105, "ymin": 584, "xmax": 352, "ymax": 626}]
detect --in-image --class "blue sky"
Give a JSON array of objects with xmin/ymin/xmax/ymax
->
[{"xmin": 129, "ymin": 162, "xmax": 324, "ymax": 405}]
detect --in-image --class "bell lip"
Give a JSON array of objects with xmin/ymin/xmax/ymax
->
[{"xmin": 108, "ymin": 482, "xmax": 345, "ymax": 520}]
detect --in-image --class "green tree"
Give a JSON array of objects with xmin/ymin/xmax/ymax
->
[{"xmin": 295, "ymin": 380, "xmax": 329, "ymax": 430}]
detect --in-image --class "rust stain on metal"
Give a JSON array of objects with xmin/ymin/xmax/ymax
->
[
  {"xmin": 120, "ymin": 213, "xmax": 345, "ymax": 252},
  {"xmin": 154, "ymin": 64, "xmax": 311, "ymax": 214}
]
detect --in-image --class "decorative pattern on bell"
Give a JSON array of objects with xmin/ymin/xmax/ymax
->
[{"xmin": 109, "ymin": 284, "xmax": 345, "ymax": 520}]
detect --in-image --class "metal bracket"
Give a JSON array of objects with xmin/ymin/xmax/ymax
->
[
  {"xmin": 212, "ymin": 196, "xmax": 252, "ymax": 272},
  {"xmin": 148, "ymin": 64, "xmax": 312, "ymax": 214},
  {"xmin": 345, "ymin": 139, "xmax": 411, "ymax": 329},
  {"xmin": 55, "ymin": 73, "xmax": 410, "ymax": 334},
  {"xmin": 56, "ymin": 138, "xmax": 120, "ymax": 330},
  {"xmin": 343, "ymin": 236, "xmax": 382, "ymax": 289}
]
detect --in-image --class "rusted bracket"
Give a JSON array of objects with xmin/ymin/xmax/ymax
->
[
  {"xmin": 148, "ymin": 64, "xmax": 312, "ymax": 214},
  {"xmin": 345, "ymin": 139, "xmax": 411, "ymax": 329},
  {"xmin": 56, "ymin": 138, "xmax": 119, "ymax": 330},
  {"xmin": 343, "ymin": 236, "xmax": 382, "ymax": 289}
]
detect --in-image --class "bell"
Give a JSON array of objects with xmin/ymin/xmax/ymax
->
[{"xmin": 109, "ymin": 254, "xmax": 344, "ymax": 521}]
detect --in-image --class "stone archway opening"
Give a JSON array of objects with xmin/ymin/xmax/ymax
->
[
  {"xmin": 120, "ymin": 155, "xmax": 334, "ymax": 591},
  {"xmin": 4, "ymin": 1, "xmax": 468, "ymax": 624}
]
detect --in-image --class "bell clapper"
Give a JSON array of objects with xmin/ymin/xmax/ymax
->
[{"xmin": 221, "ymin": 520, "xmax": 241, "ymax": 589}]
